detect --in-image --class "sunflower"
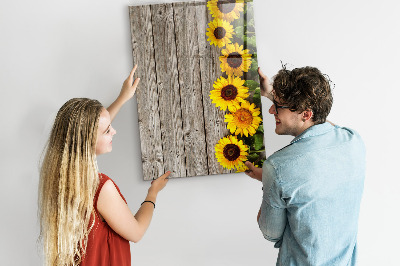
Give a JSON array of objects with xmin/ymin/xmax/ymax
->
[
  {"xmin": 207, "ymin": 0, "xmax": 244, "ymax": 22},
  {"xmin": 225, "ymin": 100, "xmax": 262, "ymax": 137},
  {"xmin": 206, "ymin": 19, "xmax": 234, "ymax": 48},
  {"xmin": 220, "ymin": 43, "xmax": 252, "ymax": 76},
  {"xmin": 215, "ymin": 135, "xmax": 248, "ymax": 169},
  {"xmin": 210, "ymin": 75, "xmax": 249, "ymax": 112},
  {"xmin": 236, "ymin": 162, "xmax": 259, "ymax": 173}
]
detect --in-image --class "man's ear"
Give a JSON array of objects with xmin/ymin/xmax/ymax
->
[{"xmin": 302, "ymin": 109, "xmax": 313, "ymax": 122}]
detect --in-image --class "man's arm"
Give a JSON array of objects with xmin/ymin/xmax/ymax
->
[
  {"xmin": 107, "ymin": 65, "xmax": 140, "ymax": 122},
  {"xmin": 257, "ymin": 161, "xmax": 287, "ymax": 245}
]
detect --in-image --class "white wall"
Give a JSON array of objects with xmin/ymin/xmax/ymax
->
[{"xmin": 1, "ymin": 0, "xmax": 399, "ymax": 265}]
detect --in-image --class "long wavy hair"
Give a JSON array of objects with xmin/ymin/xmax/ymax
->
[{"xmin": 38, "ymin": 98, "xmax": 104, "ymax": 265}]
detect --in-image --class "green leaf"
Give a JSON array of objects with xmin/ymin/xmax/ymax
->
[
  {"xmin": 253, "ymin": 87, "xmax": 261, "ymax": 106},
  {"xmin": 244, "ymin": 80, "xmax": 259, "ymax": 90},
  {"xmin": 243, "ymin": 35, "xmax": 248, "ymax": 46},
  {"xmin": 249, "ymin": 58, "xmax": 258, "ymax": 74},
  {"xmin": 247, "ymin": 19, "xmax": 254, "ymax": 29},
  {"xmin": 235, "ymin": 26, "xmax": 245, "ymax": 40},
  {"xmin": 247, "ymin": 36, "xmax": 257, "ymax": 49},
  {"xmin": 246, "ymin": 4, "xmax": 254, "ymax": 18},
  {"xmin": 244, "ymin": 58, "xmax": 259, "ymax": 80},
  {"xmin": 254, "ymin": 133, "xmax": 264, "ymax": 151},
  {"xmin": 247, "ymin": 153, "xmax": 259, "ymax": 162},
  {"xmin": 243, "ymin": 135, "xmax": 254, "ymax": 148},
  {"xmin": 256, "ymin": 124, "xmax": 264, "ymax": 133}
]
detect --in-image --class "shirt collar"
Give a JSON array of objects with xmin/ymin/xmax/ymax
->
[{"xmin": 290, "ymin": 122, "xmax": 334, "ymax": 144}]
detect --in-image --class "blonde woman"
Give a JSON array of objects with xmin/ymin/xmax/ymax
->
[{"xmin": 38, "ymin": 65, "xmax": 169, "ymax": 266}]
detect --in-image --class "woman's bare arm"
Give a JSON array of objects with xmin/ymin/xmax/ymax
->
[{"xmin": 97, "ymin": 171, "xmax": 170, "ymax": 243}]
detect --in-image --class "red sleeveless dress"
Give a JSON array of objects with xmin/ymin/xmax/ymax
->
[{"xmin": 81, "ymin": 173, "xmax": 131, "ymax": 265}]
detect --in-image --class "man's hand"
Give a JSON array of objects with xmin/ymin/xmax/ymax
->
[
  {"xmin": 258, "ymin": 67, "xmax": 274, "ymax": 101},
  {"xmin": 244, "ymin": 161, "xmax": 262, "ymax": 182}
]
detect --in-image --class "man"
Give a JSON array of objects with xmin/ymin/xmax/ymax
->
[{"xmin": 245, "ymin": 66, "xmax": 365, "ymax": 265}]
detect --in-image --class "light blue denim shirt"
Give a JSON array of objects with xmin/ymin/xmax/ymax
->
[{"xmin": 259, "ymin": 122, "xmax": 365, "ymax": 266}]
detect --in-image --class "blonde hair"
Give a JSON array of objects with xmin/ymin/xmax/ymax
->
[{"xmin": 38, "ymin": 98, "xmax": 104, "ymax": 265}]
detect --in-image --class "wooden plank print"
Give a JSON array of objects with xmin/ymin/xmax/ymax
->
[
  {"xmin": 129, "ymin": 0, "xmax": 266, "ymax": 180},
  {"xmin": 173, "ymin": 2, "xmax": 209, "ymax": 177},
  {"xmin": 129, "ymin": 5, "xmax": 164, "ymax": 180},
  {"xmin": 151, "ymin": 4, "xmax": 187, "ymax": 178}
]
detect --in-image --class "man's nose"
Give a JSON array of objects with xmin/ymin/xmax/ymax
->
[{"xmin": 269, "ymin": 104, "xmax": 276, "ymax": 114}]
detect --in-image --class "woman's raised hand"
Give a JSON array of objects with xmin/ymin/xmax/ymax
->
[
  {"xmin": 107, "ymin": 65, "xmax": 140, "ymax": 121},
  {"xmin": 119, "ymin": 64, "xmax": 140, "ymax": 103}
]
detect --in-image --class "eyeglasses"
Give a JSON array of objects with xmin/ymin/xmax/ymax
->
[{"xmin": 273, "ymin": 100, "xmax": 291, "ymax": 114}]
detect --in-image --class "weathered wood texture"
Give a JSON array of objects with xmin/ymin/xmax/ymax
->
[
  {"xmin": 151, "ymin": 4, "xmax": 187, "ymax": 178},
  {"xmin": 129, "ymin": 5, "xmax": 164, "ymax": 180},
  {"xmin": 173, "ymin": 2, "xmax": 211, "ymax": 177},
  {"xmin": 129, "ymin": 1, "xmax": 236, "ymax": 180}
]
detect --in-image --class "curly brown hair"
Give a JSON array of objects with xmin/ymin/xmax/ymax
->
[{"xmin": 272, "ymin": 66, "xmax": 333, "ymax": 124}]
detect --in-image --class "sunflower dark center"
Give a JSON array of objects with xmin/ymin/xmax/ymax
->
[
  {"xmin": 217, "ymin": 0, "xmax": 236, "ymax": 14},
  {"xmin": 214, "ymin": 27, "xmax": 227, "ymax": 39},
  {"xmin": 227, "ymin": 52, "xmax": 243, "ymax": 68},
  {"xmin": 223, "ymin": 144, "xmax": 241, "ymax": 161},
  {"xmin": 221, "ymin": 85, "xmax": 238, "ymax": 100}
]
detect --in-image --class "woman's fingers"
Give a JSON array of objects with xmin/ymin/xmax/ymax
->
[
  {"xmin": 160, "ymin": 171, "xmax": 171, "ymax": 180},
  {"xmin": 129, "ymin": 64, "xmax": 138, "ymax": 78},
  {"xmin": 132, "ymin": 76, "xmax": 140, "ymax": 88},
  {"xmin": 125, "ymin": 65, "xmax": 138, "ymax": 86}
]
